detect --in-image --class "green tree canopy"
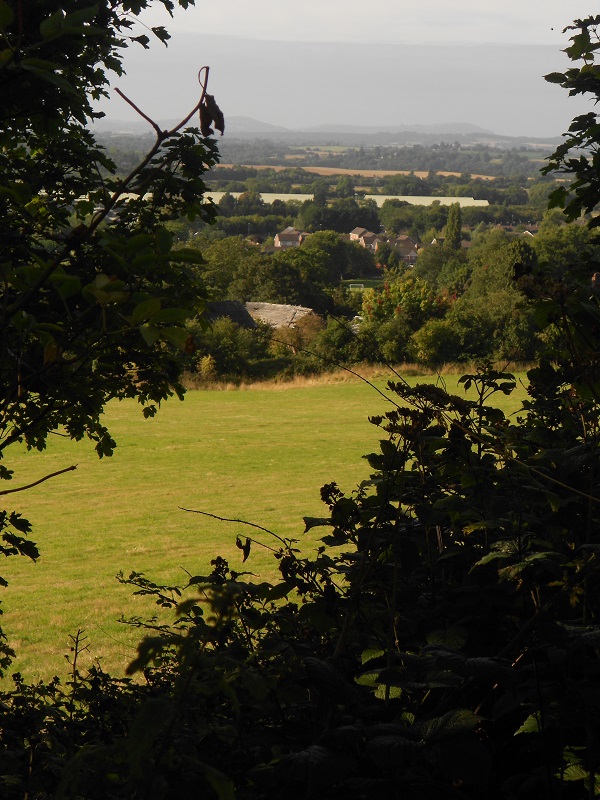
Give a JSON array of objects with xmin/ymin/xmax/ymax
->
[
  {"xmin": 0, "ymin": 0, "xmax": 221, "ymax": 666},
  {"xmin": 443, "ymin": 202, "xmax": 462, "ymax": 251}
]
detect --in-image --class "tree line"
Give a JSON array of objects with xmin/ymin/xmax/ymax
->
[
  {"xmin": 97, "ymin": 132, "xmax": 551, "ymax": 178},
  {"xmin": 177, "ymin": 209, "xmax": 600, "ymax": 381}
]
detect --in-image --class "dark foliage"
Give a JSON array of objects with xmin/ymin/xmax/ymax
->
[
  {"xmin": 2, "ymin": 7, "xmax": 600, "ymax": 800},
  {"xmin": 0, "ymin": 0, "xmax": 220, "ymax": 664}
]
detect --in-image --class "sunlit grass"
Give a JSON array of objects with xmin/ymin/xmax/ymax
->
[{"xmin": 1, "ymin": 369, "xmax": 529, "ymax": 681}]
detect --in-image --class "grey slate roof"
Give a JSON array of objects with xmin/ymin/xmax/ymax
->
[
  {"xmin": 245, "ymin": 302, "xmax": 314, "ymax": 329},
  {"xmin": 205, "ymin": 301, "xmax": 257, "ymax": 327}
]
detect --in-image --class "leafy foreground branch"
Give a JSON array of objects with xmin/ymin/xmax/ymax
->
[
  {"xmin": 0, "ymin": 0, "xmax": 224, "ymax": 668},
  {"xmin": 2, "ymin": 276, "xmax": 600, "ymax": 799}
]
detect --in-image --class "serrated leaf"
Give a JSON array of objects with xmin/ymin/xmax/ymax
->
[
  {"xmin": 374, "ymin": 685, "xmax": 402, "ymax": 699},
  {"xmin": 125, "ymin": 233, "xmax": 153, "ymax": 253},
  {"xmin": 355, "ymin": 670, "xmax": 381, "ymax": 687},
  {"xmin": 421, "ymin": 709, "xmax": 482, "ymax": 742},
  {"xmin": 124, "ymin": 700, "xmax": 173, "ymax": 781},
  {"xmin": 361, "ymin": 648, "xmax": 385, "ymax": 665},
  {"xmin": 515, "ymin": 713, "xmax": 540, "ymax": 735},
  {"xmin": 305, "ymin": 657, "xmax": 351, "ymax": 700},
  {"xmin": 545, "ymin": 71, "xmax": 566, "ymax": 84},
  {"xmin": 366, "ymin": 735, "xmax": 424, "ymax": 767}
]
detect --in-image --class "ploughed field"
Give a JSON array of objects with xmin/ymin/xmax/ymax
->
[{"xmin": 1, "ymin": 373, "xmax": 527, "ymax": 681}]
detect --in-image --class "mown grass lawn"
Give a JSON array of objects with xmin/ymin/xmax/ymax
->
[{"xmin": 1, "ymin": 371, "xmax": 528, "ymax": 681}]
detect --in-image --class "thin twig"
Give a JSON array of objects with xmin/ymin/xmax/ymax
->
[
  {"xmin": 178, "ymin": 507, "xmax": 291, "ymax": 548},
  {"xmin": 114, "ymin": 88, "xmax": 161, "ymax": 135},
  {"xmin": 0, "ymin": 464, "xmax": 77, "ymax": 496}
]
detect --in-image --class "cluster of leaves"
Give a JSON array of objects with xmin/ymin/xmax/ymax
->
[{"xmin": 0, "ymin": 0, "xmax": 221, "ymax": 663}]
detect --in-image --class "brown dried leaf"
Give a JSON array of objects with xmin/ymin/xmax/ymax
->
[
  {"xmin": 199, "ymin": 104, "xmax": 213, "ymax": 137},
  {"xmin": 204, "ymin": 94, "xmax": 225, "ymax": 135}
]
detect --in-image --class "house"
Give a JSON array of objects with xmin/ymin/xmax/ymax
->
[
  {"xmin": 386, "ymin": 235, "xmax": 421, "ymax": 265},
  {"xmin": 349, "ymin": 227, "xmax": 382, "ymax": 252},
  {"xmin": 349, "ymin": 227, "xmax": 369, "ymax": 242},
  {"xmin": 273, "ymin": 227, "xmax": 309, "ymax": 248},
  {"xmin": 349, "ymin": 227, "xmax": 422, "ymax": 264}
]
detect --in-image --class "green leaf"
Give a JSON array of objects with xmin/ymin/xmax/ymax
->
[
  {"xmin": 127, "ymin": 696, "xmax": 173, "ymax": 776},
  {"xmin": 515, "ymin": 713, "xmax": 540, "ymax": 735},
  {"xmin": 545, "ymin": 71, "xmax": 566, "ymax": 84},
  {"xmin": 161, "ymin": 326, "xmax": 191, "ymax": 350},
  {"xmin": 22, "ymin": 63, "xmax": 78, "ymax": 95},
  {"xmin": 140, "ymin": 324, "xmax": 160, "ymax": 347},
  {"xmin": 154, "ymin": 227, "xmax": 172, "ymax": 255},
  {"xmin": 149, "ymin": 307, "xmax": 190, "ymax": 324},
  {"xmin": 562, "ymin": 764, "xmax": 589, "ymax": 782},
  {"xmin": 265, "ymin": 582, "xmax": 294, "ymax": 601},
  {"xmin": 131, "ymin": 298, "xmax": 161, "ymax": 325},
  {"xmin": 39, "ymin": 9, "xmax": 64, "ymax": 39},
  {"xmin": 421, "ymin": 709, "xmax": 482, "ymax": 742},
  {"xmin": 533, "ymin": 300, "xmax": 562, "ymax": 329},
  {"xmin": 125, "ymin": 233, "xmax": 154, "ymax": 253},
  {"xmin": 361, "ymin": 648, "xmax": 385, "ymax": 665},
  {"xmin": 202, "ymin": 763, "xmax": 236, "ymax": 800},
  {"xmin": 0, "ymin": 1, "xmax": 15, "ymax": 28},
  {"xmin": 427, "ymin": 627, "xmax": 467, "ymax": 649},
  {"xmin": 170, "ymin": 247, "xmax": 205, "ymax": 264},
  {"xmin": 62, "ymin": 5, "xmax": 99, "ymax": 28}
]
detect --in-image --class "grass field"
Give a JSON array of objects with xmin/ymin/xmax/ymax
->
[{"xmin": 0, "ymin": 370, "xmax": 528, "ymax": 681}]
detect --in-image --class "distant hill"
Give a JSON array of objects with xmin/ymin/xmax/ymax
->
[
  {"xmin": 299, "ymin": 122, "xmax": 493, "ymax": 136},
  {"xmin": 91, "ymin": 116, "xmax": 561, "ymax": 149}
]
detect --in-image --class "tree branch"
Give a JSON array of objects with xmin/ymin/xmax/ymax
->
[
  {"xmin": 0, "ymin": 464, "xmax": 77, "ymax": 496},
  {"xmin": 179, "ymin": 507, "xmax": 292, "ymax": 548}
]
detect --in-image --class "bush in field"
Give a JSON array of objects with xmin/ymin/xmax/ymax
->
[
  {"xmin": 305, "ymin": 316, "xmax": 374, "ymax": 367},
  {"xmin": 188, "ymin": 317, "xmax": 272, "ymax": 380},
  {"xmin": 409, "ymin": 317, "xmax": 466, "ymax": 365},
  {"xmin": 269, "ymin": 313, "xmax": 326, "ymax": 358}
]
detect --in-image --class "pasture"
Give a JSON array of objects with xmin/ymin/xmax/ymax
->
[{"xmin": 1, "ymin": 371, "xmax": 528, "ymax": 681}]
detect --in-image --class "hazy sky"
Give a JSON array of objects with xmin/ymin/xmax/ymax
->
[
  {"xmin": 96, "ymin": 1, "xmax": 597, "ymax": 137},
  {"xmin": 141, "ymin": 1, "xmax": 592, "ymax": 45}
]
